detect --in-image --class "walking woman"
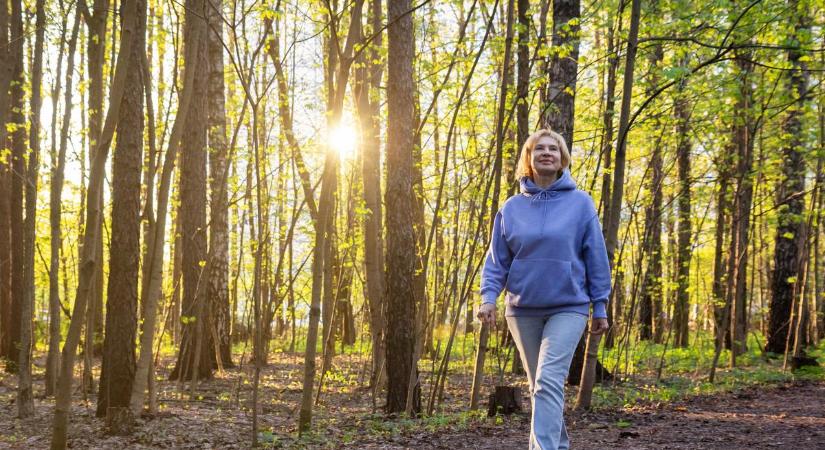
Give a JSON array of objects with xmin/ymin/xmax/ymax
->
[{"xmin": 478, "ymin": 128, "xmax": 611, "ymax": 450}]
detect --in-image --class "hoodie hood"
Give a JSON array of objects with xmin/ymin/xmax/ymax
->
[{"xmin": 519, "ymin": 170, "xmax": 577, "ymax": 195}]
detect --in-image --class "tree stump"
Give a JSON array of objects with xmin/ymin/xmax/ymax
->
[
  {"xmin": 487, "ymin": 386, "xmax": 522, "ymax": 417},
  {"xmin": 106, "ymin": 406, "xmax": 134, "ymax": 436}
]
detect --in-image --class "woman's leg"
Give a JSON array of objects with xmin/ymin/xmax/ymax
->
[
  {"xmin": 506, "ymin": 316, "xmax": 545, "ymax": 390},
  {"xmin": 532, "ymin": 312, "xmax": 587, "ymax": 450}
]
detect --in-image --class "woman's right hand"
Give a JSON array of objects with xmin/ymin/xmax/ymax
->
[{"xmin": 477, "ymin": 303, "xmax": 497, "ymax": 327}]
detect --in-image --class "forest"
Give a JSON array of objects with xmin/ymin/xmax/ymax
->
[{"xmin": 0, "ymin": 0, "xmax": 824, "ymax": 448}]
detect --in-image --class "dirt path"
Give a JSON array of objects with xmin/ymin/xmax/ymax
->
[{"xmin": 349, "ymin": 381, "xmax": 825, "ymax": 449}]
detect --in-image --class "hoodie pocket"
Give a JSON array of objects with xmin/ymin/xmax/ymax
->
[{"xmin": 505, "ymin": 258, "xmax": 583, "ymax": 308}]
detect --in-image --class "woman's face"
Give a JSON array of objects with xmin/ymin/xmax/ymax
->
[{"xmin": 530, "ymin": 136, "xmax": 562, "ymax": 177}]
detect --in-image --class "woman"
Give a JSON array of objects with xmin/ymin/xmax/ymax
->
[{"xmin": 478, "ymin": 128, "xmax": 611, "ymax": 450}]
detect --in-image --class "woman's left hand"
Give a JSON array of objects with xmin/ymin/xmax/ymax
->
[{"xmin": 590, "ymin": 318, "xmax": 610, "ymax": 335}]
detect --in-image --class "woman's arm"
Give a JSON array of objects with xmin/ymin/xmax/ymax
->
[
  {"xmin": 479, "ymin": 210, "xmax": 513, "ymax": 306},
  {"xmin": 582, "ymin": 214, "xmax": 611, "ymax": 319}
]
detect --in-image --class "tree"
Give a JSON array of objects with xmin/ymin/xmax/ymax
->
[
  {"xmin": 6, "ymin": 0, "xmax": 24, "ymax": 376},
  {"xmin": 207, "ymin": 0, "xmax": 233, "ymax": 370},
  {"xmin": 540, "ymin": 0, "xmax": 580, "ymax": 148},
  {"xmin": 385, "ymin": 0, "xmax": 419, "ymax": 415},
  {"xmin": 673, "ymin": 60, "xmax": 692, "ymax": 348},
  {"xmin": 46, "ymin": 6, "xmax": 82, "ymax": 398},
  {"xmin": 638, "ymin": 0, "xmax": 664, "ymax": 342},
  {"xmin": 766, "ymin": 0, "xmax": 811, "ymax": 355},
  {"xmin": 51, "ymin": 0, "xmax": 138, "ymax": 444},
  {"xmin": 96, "ymin": 0, "xmax": 146, "ymax": 423},
  {"xmin": 0, "ymin": 0, "xmax": 12, "ymax": 370},
  {"xmin": 169, "ymin": 0, "xmax": 213, "ymax": 382},
  {"xmin": 17, "ymin": 0, "xmax": 46, "ymax": 418},
  {"xmin": 579, "ymin": 0, "xmax": 641, "ymax": 410},
  {"xmin": 353, "ymin": 0, "xmax": 386, "ymax": 389}
]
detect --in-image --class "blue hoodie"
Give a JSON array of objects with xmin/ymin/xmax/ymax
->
[{"xmin": 480, "ymin": 170, "xmax": 611, "ymax": 318}]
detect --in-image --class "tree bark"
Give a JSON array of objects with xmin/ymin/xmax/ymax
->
[
  {"xmin": 17, "ymin": 0, "xmax": 46, "ymax": 418},
  {"xmin": 206, "ymin": 0, "xmax": 233, "ymax": 369},
  {"xmin": 0, "ymin": 0, "xmax": 13, "ymax": 371},
  {"xmin": 673, "ymin": 68, "xmax": 692, "ymax": 348},
  {"xmin": 130, "ymin": 0, "xmax": 204, "ymax": 411},
  {"xmin": 51, "ymin": 0, "xmax": 137, "ymax": 444},
  {"xmin": 169, "ymin": 0, "xmax": 213, "ymax": 382},
  {"xmin": 540, "ymin": 0, "xmax": 580, "ymax": 149},
  {"xmin": 766, "ymin": 0, "xmax": 810, "ymax": 355},
  {"xmin": 96, "ymin": 0, "xmax": 145, "ymax": 419},
  {"xmin": 6, "ymin": 0, "xmax": 24, "ymax": 376},
  {"xmin": 639, "ymin": 14, "xmax": 664, "ymax": 342},
  {"xmin": 728, "ymin": 51, "xmax": 755, "ymax": 360},
  {"xmin": 385, "ymin": 0, "xmax": 419, "ymax": 415}
]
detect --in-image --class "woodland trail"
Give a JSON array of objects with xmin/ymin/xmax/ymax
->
[{"xmin": 349, "ymin": 380, "xmax": 825, "ymax": 450}]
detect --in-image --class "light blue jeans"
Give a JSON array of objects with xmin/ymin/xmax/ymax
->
[{"xmin": 507, "ymin": 312, "xmax": 588, "ymax": 450}]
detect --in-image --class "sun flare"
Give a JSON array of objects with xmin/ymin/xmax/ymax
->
[{"xmin": 329, "ymin": 123, "xmax": 358, "ymax": 160}]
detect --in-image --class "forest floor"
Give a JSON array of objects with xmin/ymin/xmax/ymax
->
[{"xmin": 1, "ymin": 350, "xmax": 824, "ymax": 449}]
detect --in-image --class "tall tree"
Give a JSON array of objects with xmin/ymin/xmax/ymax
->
[
  {"xmin": 96, "ymin": 0, "xmax": 146, "ymax": 421},
  {"xmin": 385, "ymin": 0, "xmax": 419, "ymax": 415},
  {"xmin": 727, "ymin": 50, "xmax": 756, "ymax": 359},
  {"xmin": 765, "ymin": 0, "xmax": 811, "ymax": 355},
  {"xmin": 470, "ymin": 0, "xmax": 514, "ymax": 410},
  {"xmin": 638, "ymin": 0, "xmax": 664, "ymax": 342},
  {"xmin": 84, "ymin": 0, "xmax": 110, "ymax": 376},
  {"xmin": 46, "ymin": 7, "xmax": 82, "ymax": 398},
  {"xmin": 297, "ymin": 0, "xmax": 364, "ymax": 432},
  {"xmin": 18, "ymin": 0, "xmax": 46, "ymax": 418},
  {"xmin": 353, "ymin": 0, "xmax": 386, "ymax": 389},
  {"xmin": 579, "ymin": 0, "xmax": 641, "ymax": 410},
  {"xmin": 6, "ymin": 0, "xmax": 24, "ymax": 375},
  {"xmin": 207, "ymin": 0, "xmax": 233, "ymax": 369},
  {"xmin": 169, "ymin": 0, "xmax": 213, "ymax": 381},
  {"xmin": 51, "ymin": 0, "xmax": 138, "ymax": 444},
  {"xmin": 0, "ymin": 0, "xmax": 12, "ymax": 369},
  {"xmin": 673, "ymin": 61, "xmax": 692, "ymax": 348}
]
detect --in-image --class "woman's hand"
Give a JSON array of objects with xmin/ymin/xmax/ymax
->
[
  {"xmin": 477, "ymin": 303, "xmax": 497, "ymax": 327},
  {"xmin": 590, "ymin": 318, "xmax": 610, "ymax": 335}
]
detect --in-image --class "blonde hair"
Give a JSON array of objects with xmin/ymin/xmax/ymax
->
[{"xmin": 516, "ymin": 129, "xmax": 571, "ymax": 179}]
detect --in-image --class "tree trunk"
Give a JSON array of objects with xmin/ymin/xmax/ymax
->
[
  {"xmin": 297, "ymin": 0, "xmax": 364, "ymax": 431},
  {"xmin": 353, "ymin": 0, "xmax": 385, "ymax": 389},
  {"xmin": 712, "ymin": 145, "xmax": 732, "ymax": 349},
  {"xmin": 385, "ymin": 0, "xmax": 419, "ymax": 415},
  {"xmin": 728, "ymin": 51, "xmax": 755, "ymax": 360},
  {"xmin": 86, "ymin": 0, "xmax": 110, "ymax": 364},
  {"xmin": 0, "ymin": 0, "xmax": 14, "ymax": 372},
  {"xmin": 17, "ymin": 0, "xmax": 45, "ymax": 418},
  {"xmin": 639, "ymin": 12, "xmax": 663, "ymax": 342},
  {"xmin": 169, "ymin": 0, "xmax": 213, "ymax": 382},
  {"xmin": 471, "ymin": 0, "xmax": 514, "ymax": 410},
  {"xmin": 6, "ymin": 0, "xmax": 24, "ymax": 377},
  {"xmin": 96, "ymin": 0, "xmax": 145, "ymax": 419},
  {"xmin": 206, "ymin": 0, "xmax": 233, "ymax": 369},
  {"xmin": 130, "ymin": 0, "xmax": 204, "ymax": 412},
  {"xmin": 51, "ymin": 0, "xmax": 137, "ymax": 444},
  {"xmin": 540, "ymin": 0, "xmax": 580, "ymax": 150},
  {"xmin": 46, "ymin": 9, "xmax": 81, "ymax": 398},
  {"xmin": 673, "ymin": 66, "xmax": 692, "ymax": 348},
  {"xmin": 581, "ymin": 0, "xmax": 641, "ymax": 410},
  {"xmin": 766, "ymin": 0, "xmax": 810, "ymax": 355}
]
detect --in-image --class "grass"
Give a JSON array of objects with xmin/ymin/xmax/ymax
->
[{"xmin": 589, "ymin": 332, "xmax": 825, "ymax": 410}]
